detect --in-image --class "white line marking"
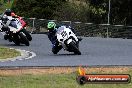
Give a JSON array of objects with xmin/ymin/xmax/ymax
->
[
  {"xmin": 0, "ymin": 48, "xmax": 36, "ymax": 62},
  {"xmin": 25, "ymin": 51, "xmax": 36, "ymax": 60}
]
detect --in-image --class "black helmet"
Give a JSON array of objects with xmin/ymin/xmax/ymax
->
[
  {"xmin": 5, "ymin": 9, "xmax": 12, "ymax": 16},
  {"xmin": 2, "ymin": 15, "xmax": 8, "ymax": 23}
]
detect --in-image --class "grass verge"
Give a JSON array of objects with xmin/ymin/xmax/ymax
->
[
  {"xmin": 0, "ymin": 46, "xmax": 20, "ymax": 60},
  {"xmin": 0, "ymin": 67, "xmax": 131, "ymax": 88}
]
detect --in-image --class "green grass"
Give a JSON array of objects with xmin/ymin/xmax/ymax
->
[
  {"xmin": 0, "ymin": 46, "xmax": 20, "ymax": 59},
  {"xmin": 0, "ymin": 70, "xmax": 131, "ymax": 88}
]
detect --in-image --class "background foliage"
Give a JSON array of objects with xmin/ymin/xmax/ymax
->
[{"xmin": 0, "ymin": 0, "xmax": 131, "ymax": 25}]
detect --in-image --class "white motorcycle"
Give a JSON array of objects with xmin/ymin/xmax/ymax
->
[
  {"xmin": 0, "ymin": 16, "xmax": 31, "ymax": 46},
  {"xmin": 56, "ymin": 26, "xmax": 81, "ymax": 55}
]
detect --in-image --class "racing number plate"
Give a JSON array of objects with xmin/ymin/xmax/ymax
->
[
  {"xmin": 61, "ymin": 30, "xmax": 67, "ymax": 38},
  {"xmin": 16, "ymin": 19, "xmax": 22, "ymax": 26}
]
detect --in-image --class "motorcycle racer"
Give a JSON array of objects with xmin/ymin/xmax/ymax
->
[
  {"xmin": 47, "ymin": 21, "xmax": 62, "ymax": 54},
  {"xmin": 1, "ymin": 9, "xmax": 27, "ymax": 40},
  {"xmin": 3, "ymin": 9, "xmax": 26, "ymax": 27},
  {"xmin": 47, "ymin": 21, "xmax": 82, "ymax": 54}
]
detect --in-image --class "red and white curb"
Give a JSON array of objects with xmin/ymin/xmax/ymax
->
[{"xmin": 0, "ymin": 48, "xmax": 36, "ymax": 62}]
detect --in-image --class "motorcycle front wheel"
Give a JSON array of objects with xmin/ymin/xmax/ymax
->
[
  {"xmin": 19, "ymin": 32, "xmax": 30, "ymax": 46},
  {"xmin": 22, "ymin": 29, "xmax": 32, "ymax": 41},
  {"xmin": 68, "ymin": 41, "xmax": 81, "ymax": 55}
]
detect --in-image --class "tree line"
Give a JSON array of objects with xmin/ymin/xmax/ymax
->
[{"xmin": 11, "ymin": 0, "xmax": 132, "ymax": 25}]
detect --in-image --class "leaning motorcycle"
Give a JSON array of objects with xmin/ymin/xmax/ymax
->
[
  {"xmin": 56, "ymin": 26, "xmax": 81, "ymax": 55},
  {"xmin": 0, "ymin": 16, "xmax": 32, "ymax": 46}
]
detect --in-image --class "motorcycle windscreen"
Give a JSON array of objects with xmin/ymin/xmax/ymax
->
[
  {"xmin": 10, "ymin": 20, "xmax": 23, "ymax": 31},
  {"xmin": 56, "ymin": 26, "xmax": 65, "ymax": 34},
  {"xmin": 56, "ymin": 26, "xmax": 69, "ymax": 39}
]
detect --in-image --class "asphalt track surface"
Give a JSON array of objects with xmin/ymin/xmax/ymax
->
[{"xmin": 0, "ymin": 33, "xmax": 132, "ymax": 66}]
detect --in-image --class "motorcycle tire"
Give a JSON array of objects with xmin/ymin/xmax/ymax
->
[
  {"xmin": 23, "ymin": 29, "xmax": 32, "ymax": 41},
  {"xmin": 13, "ymin": 34, "xmax": 20, "ymax": 46},
  {"xmin": 13, "ymin": 40, "xmax": 20, "ymax": 45},
  {"xmin": 69, "ymin": 41, "xmax": 81, "ymax": 55},
  {"xmin": 19, "ymin": 32, "xmax": 30, "ymax": 46}
]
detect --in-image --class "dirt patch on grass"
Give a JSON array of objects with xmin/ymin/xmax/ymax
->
[
  {"xmin": 86, "ymin": 67, "xmax": 129, "ymax": 73},
  {"xmin": 0, "ymin": 67, "xmax": 130, "ymax": 76},
  {"xmin": 0, "ymin": 67, "xmax": 75, "ymax": 76}
]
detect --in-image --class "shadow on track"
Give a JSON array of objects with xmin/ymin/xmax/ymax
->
[{"xmin": 50, "ymin": 53, "xmax": 80, "ymax": 56}]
